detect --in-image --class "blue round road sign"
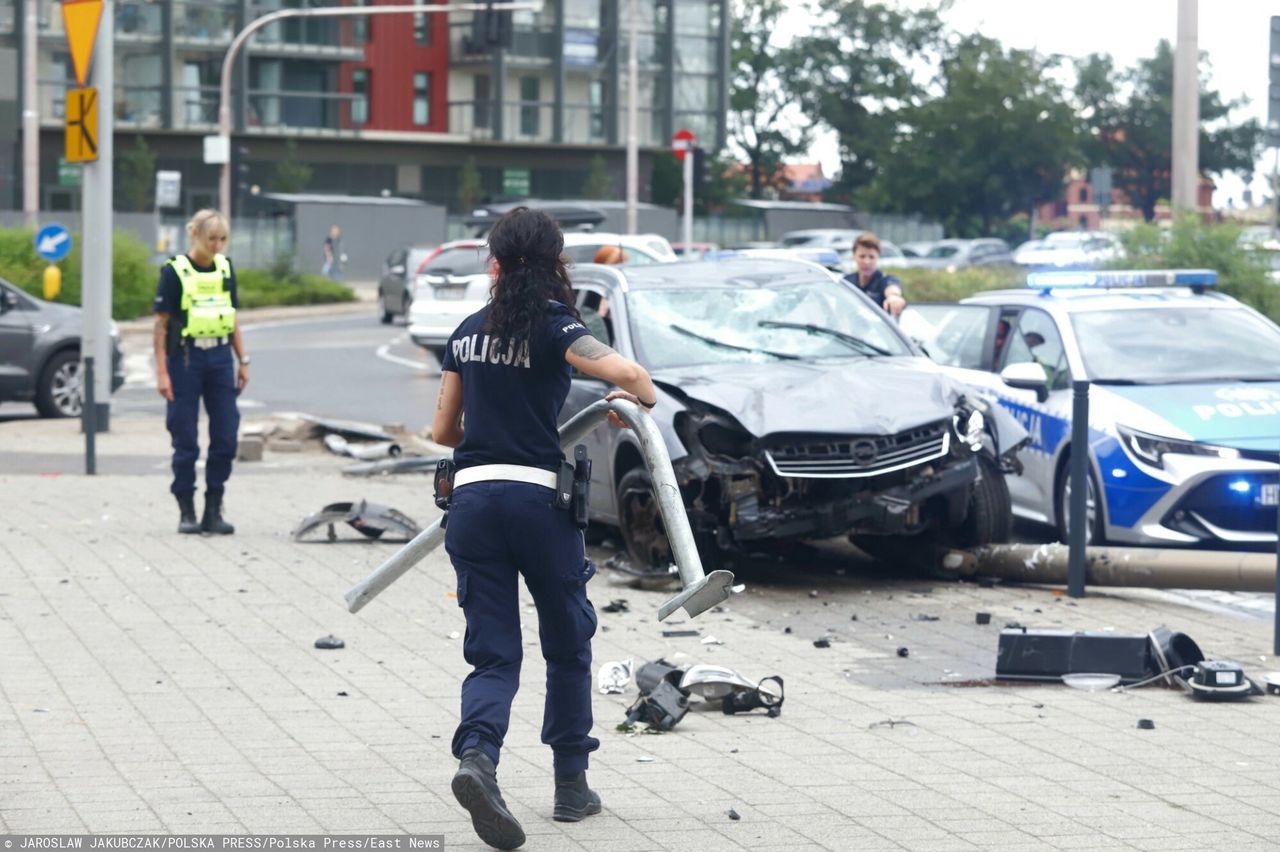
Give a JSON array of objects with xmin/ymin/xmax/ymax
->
[{"xmin": 35, "ymin": 224, "xmax": 72, "ymax": 262}]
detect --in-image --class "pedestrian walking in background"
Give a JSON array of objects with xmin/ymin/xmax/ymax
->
[
  {"xmin": 152, "ymin": 209, "xmax": 249, "ymax": 535},
  {"xmin": 843, "ymin": 232, "xmax": 907, "ymax": 316},
  {"xmin": 431, "ymin": 207, "xmax": 658, "ymax": 850},
  {"xmin": 322, "ymin": 224, "xmax": 344, "ymax": 280}
]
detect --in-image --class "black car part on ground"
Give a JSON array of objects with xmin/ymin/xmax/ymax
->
[{"xmin": 995, "ymin": 624, "xmax": 1206, "ymax": 687}]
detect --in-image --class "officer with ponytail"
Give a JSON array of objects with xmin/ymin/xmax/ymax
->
[
  {"xmin": 432, "ymin": 207, "xmax": 657, "ymax": 850},
  {"xmin": 152, "ymin": 209, "xmax": 248, "ymax": 535}
]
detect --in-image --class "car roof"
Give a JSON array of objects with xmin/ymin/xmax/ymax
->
[
  {"xmin": 438, "ymin": 239, "xmax": 486, "ymax": 251},
  {"xmin": 961, "ymin": 287, "xmax": 1243, "ymax": 313},
  {"xmin": 593, "ymin": 257, "xmax": 834, "ymax": 290}
]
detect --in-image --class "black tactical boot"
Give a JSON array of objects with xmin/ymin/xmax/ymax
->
[
  {"xmin": 201, "ymin": 489, "xmax": 235, "ymax": 535},
  {"xmin": 176, "ymin": 493, "xmax": 201, "ymax": 535},
  {"xmin": 553, "ymin": 771, "xmax": 602, "ymax": 822},
  {"xmin": 451, "ymin": 749, "xmax": 525, "ymax": 850}
]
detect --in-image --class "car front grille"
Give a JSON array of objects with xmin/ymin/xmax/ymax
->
[{"xmin": 764, "ymin": 421, "xmax": 951, "ymax": 479}]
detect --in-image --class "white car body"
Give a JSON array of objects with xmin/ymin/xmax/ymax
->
[{"xmin": 1013, "ymin": 231, "xmax": 1122, "ymax": 268}]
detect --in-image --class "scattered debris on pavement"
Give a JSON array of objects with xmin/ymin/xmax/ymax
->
[
  {"xmin": 342, "ymin": 456, "xmax": 445, "ymax": 477},
  {"xmin": 1137, "ymin": 718, "xmax": 1155, "ymax": 729},
  {"xmin": 813, "ymin": 638, "xmax": 831, "ymax": 649},
  {"xmin": 726, "ymin": 808, "xmax": 741, "ymax": 821},
  {"xmin": 976, "ymin": 612, "xmax": 992, "ymax": 625},
  {"xmin": 700, "ymin": 635, "xmax": 724, "ymax": 645},
  {"xmin": 662, "ymin": 629, "xmax": 699, "ymax": 638},
  {"xmin": 314, "ymin": 635, "xmax": 345, "ymax": 650},
  {"xmin": 597, "ymin": 659, "xmax": 634, "ymax": 695},
  {"xmin": 868, "ymin": 718, "xmax": 916, "ymax": 730},
  {"xmin": 896, "ymin": 647, "xmax": 910, "ymax": 658},
  {"xmin": 292, "ymin": 499, "xmax": 421, "ymax": 543},
  {"xmin": 601, "ymin": 599, "xmax": 630, "ymax": 613},
  {"xmin": 910, "ymin": 613, "xmax": 940, "ymax": 622},
  {"xmin": 324, "ymin": 433, "xmax": 403, "ymax": 461}
]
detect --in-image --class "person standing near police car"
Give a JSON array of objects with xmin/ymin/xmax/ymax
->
[
  {"xmin": 843, "ymin": 232, "xmax": 906, "ymax": 316},
  {"xmin": 432, "ymin": 207, "xmax": 657, "ymax": 850},
  {"xmin": 153, "ymin": 209, "xmax": 248, "ymax": 535}
]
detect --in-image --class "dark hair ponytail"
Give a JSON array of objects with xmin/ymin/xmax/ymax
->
[{"xmin": 485, "ymin": 207, "xmax": 581, "ymax": 342}]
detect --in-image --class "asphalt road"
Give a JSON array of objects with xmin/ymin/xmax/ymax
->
[{"xmin": 105, "ymin": 313, "xmax": 445, "ymax": 430}]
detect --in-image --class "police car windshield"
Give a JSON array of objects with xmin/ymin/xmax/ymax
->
[
  {"xmin": 626, "ymin": 281, "xmax": 911, "ymax": 369},
  {"xmin": 1071, "ymin": 307, "xmax": 1280, "ymax": 383}
]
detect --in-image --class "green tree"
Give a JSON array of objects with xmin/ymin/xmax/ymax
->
[
  {"xmin": 272, "ymin": 139, "xmax": 313, "ymax": 193},
  {"xmin": 457, "ymin": 156, "xmax": 483, "ymax": 213},
  {"xmin": 793, "ymin": 0, "xmax": 947, "ymax": 201},
  {"xmin": 864, "ymin": 35, "xmax": 1081, "ymax": 236},
  {"xmin": 696, "ymin": 151, "xmax": 749, "ymax": 215},
  {"xmin": 650, "ymin": 153, "xmax": 682, "ymax": 207},
  {"xmin": 581, "ymin": 154, "xmax": 613, "ymax": 199},
  {"xmin": 729, "ymin": 0, "xmax": 811, "ymax": 198},
  {"xmin": 1076, "ymin": 41, "xmax": 1263, "ymax": 221},
  {"xmin": 117, "ymin": 135, "xmax": 156, "ymax": 212}
]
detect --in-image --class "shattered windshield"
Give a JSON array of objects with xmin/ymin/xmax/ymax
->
[{"xmin": 625, "ymin": 281, "xmax": 912, "ymax": 369}]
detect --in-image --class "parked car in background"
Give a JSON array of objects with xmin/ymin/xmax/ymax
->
[
  {"xmin": 778, "ymin": 228, "xmax": 862, "ymax": 252},
  {"xmin": 562, "ymin": 257, "xmax": 1027, "ymax": 573},
  {"xmin": 377, "ymin": 244, "xmax": 438, "ymax": 324},
  {"xmin": 406, "ymin": 239, "xmax": 489, "ymax": 363},
  {"xmin": 1012, "ymin": 231, "xmax": 1121, "ymax": 269},
  {"xmin": 0, "ymin": 277, "xmax": 125, "ymax": 418},
  {"xmin": 901, "ymin": 241, "xmax": 939, "ymax": 258},
  {"xmin": 902, "ymin": 269, "xmax": 1280, "ymax": 549},
  {"xmin": 673, "ymin": 242, "xmax": 720, "ymax": 260},
  {"xmin": 913, "ymin": 239, "xmax": 1013, "ymax": 270},
  {"xmin": 706, "ymin": 246, "xmax": 844, "ymax": 272},
  {"xmin": 562, "ymin": 232, "xmax": 677, "ymax": 265},
  {"xmin": 875, "ymin": 240, "xmax": 914, "ymax": 270}
]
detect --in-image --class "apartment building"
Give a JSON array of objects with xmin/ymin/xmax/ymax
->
[{"xmin": 0, "ymin": 0, "xmax": 729, "ymax": 213}]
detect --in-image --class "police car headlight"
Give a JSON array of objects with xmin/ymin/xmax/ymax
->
[
  {"xmin": 952, "ymin": 410, "xmax": 984, "ymax": 452},
  {"xmin": 1117, "ymin": 425, "xmax": 1240, "ymax": 469}
]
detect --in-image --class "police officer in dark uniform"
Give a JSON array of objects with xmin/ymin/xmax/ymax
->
[
  {"xmin": 431, "ymin": 207, "xmax": 657, "ymax": 850},
  {"xmin": 152, "ymin": 209, "xmax": 249, "ymax": 535},
  {"xmin": 842, "ymin": 232, "xmax": 907, "ymax": 316}
]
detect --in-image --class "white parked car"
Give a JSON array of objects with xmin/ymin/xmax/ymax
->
[
  {"xmin": 561, "ymin": 232, "xmax": 677, "ymax": 265},
  {"xmin": 1013, "ymin": 231, "xmax": 1122, "ymax": 269}
]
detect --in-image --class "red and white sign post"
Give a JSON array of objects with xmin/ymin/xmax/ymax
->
[{"xmin": 673, "ymin": 129, "xmax": 696, "ymax": 252}]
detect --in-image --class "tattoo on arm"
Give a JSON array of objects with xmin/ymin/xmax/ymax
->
[
  {"xmin": 436, "ymin": 382, "xmax": 445, "ymax": 410},
  {"xmin": 569, "ymin": 336, "xmax": 616, "ymax": 361}
]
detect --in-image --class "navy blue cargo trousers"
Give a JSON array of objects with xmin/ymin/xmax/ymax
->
[
  {"xmin": 165, "ymin": 343, "xmax": 240, "ymax": 497},
  {"xmin": 444, "ymin": 480, "xmax": 600, "ymax": 776}
]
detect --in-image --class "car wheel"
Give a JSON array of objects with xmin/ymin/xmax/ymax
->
[
  {"xmin": 1056, "ymin": 456, "xmax": 1104, "ymax": 545},
  {"xmin": 35, "ymin": 350, "xmax": 83, "ymax": 418},
  {"xmin": 951, "ymin": 454, "xmax": 1013, "ymax": 548},
  {"xmin": 617, "ymin": 468, "xmax": 673, "ymax": 573},
  {"xmin": 378, "ymin": 292, "xmax": 392, "ymax": 324}
]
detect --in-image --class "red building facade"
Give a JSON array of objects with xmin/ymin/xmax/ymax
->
[{"xmin": 339, "ymin": 1, "xmax": 450, "ymax": 134}]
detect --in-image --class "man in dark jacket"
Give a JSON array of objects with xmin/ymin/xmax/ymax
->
[{"xmin": 842, "ymin": 232, "xmax": 906, "ymax": 317}]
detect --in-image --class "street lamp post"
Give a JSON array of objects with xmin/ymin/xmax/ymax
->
[{"xmin": 216, "ymin": 2, "xmax": 542, "ymax": 220}]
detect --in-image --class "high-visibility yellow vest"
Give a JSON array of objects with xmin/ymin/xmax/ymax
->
[{"xmin": 169, "ymin": 253, "xmax": 236, "ymax": 339}]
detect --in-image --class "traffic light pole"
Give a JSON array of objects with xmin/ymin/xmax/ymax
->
[
  {"xmin": 217, "ymin": 2, "xmax": 541, "ymax": 220},
  {"xmin": 82, "ymin": 0, "xmax": 113, "ymax": 434},
  {"xmin": 682, "ymin": 147, "xmax": 693, "ymax": 252}
]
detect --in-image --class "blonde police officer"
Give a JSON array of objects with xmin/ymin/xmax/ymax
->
[{"xmin": 153, "ymin": 209, "xmax": 249, "ymax": 534}]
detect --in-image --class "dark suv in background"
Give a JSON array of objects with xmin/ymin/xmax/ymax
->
[{"xmin": 0, "ymin": 277, "xmax": 124, "ymax": 418}]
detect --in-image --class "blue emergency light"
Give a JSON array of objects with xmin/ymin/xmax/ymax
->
[{"xmin": 1026, "ymin": 269, "xmax": 1219, "ymax": 291}]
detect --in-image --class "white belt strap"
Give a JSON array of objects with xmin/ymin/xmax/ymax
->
[{"xmin": 454, "ymin": 464, "xmax": 558, "ymax": 490}]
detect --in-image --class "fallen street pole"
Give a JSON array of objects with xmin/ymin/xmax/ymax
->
[
  {"xmin": 950, "ymin": 543, "xmax": 1276, "ymax": 593},
  {"xmin": 344, "ymin": 398, "xmax": 736, "ymax": 621}
]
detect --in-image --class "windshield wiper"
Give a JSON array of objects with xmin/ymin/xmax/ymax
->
[
  {"xmin": 669, "ymin": 324, "xmax": 802, "ymax": 360},
  {"xmin": 757, "ymin": 321, "xmax": 892, "ymax": 356}
]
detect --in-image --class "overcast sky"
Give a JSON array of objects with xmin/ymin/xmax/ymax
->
[{"xmin": 775, "ymin": 0, "xmax": 1277, "ymax": 208}]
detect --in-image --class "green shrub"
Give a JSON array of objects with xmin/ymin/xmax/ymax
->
[
  {"xmin": 1115, "ymin": 215, "xmax": 1278, "ymax": 323},
  {"xmin": 894, "ymin": 265, "xmax": 1025, "ymax": 302},
  {"xmin": 236, "ymin": 267, "xmax": 355, "ymax": 308},
  {"xmin": 0, "ymin": 226, "xmax": 155, "ymax": 319}
]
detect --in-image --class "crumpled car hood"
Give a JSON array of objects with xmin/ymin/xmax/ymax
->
[{"xmin": 652, "ymin": 357, "xmax": 965, "ymax": 437}]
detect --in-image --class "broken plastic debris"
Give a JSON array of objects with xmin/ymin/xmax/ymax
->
[
  {"xmin": 449, "ymin": 631, "xmax": 461, "ymax": 640},
  {"xmin": 663, "ymin": 629, "xmax": 699, "ymax": 638},
  {"xmin": 314, "ymin": 635, "xmax": 345, "ymax": 650},
  {"xmin": 896, "ymin": 647, "xmax": 910, "ymax": 658},
  {"xmin": 1136, "ymin": 718, "xmax": 1155, "ymax": 730},
  {"xmin": 602, "ymin": 599, "xmax": 629, "ymax": 613},
  {"xmin": 337, "ymin": 691, "xmax": 349, "ymax": 697},
  {"xmin": 813, "ymin": 638, "xmax": 831, "ymax": 649},
  {"xmin": 868, "ymin": 718, "xmax": 916, "ymax": 730},
  {"xmin": 727, "ymin": 808, "xmax": 741, "ymax": 821},
  {"xmin": 700, "ymin": 635, "xmax": 724, "ymax": 645},
  {"xmin": 730, "ymin": 584, "xmax": 745, "ymax": 594},
  {"xmin": 597, "ymin": 659, "xmax": 634, "ymax": 695},
  {"xmin": 636, "ymin": 756, "xmax": 654, "ymax": 763},
  {"xmin": 976, "ymin": 612, "xmax": 992, "ymax": 625},
  {"xmin": 911, "ymin": 614, "xmax": 939, "ymax": 622}
]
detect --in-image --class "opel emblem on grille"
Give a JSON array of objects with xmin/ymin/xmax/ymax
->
[{"xmin": 851, "ymin": 440, "xmax": 878, "ymax": 466}]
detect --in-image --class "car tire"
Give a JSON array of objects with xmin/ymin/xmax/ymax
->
[
  {"xmin": 378, "ymin": 292, "xmax": 393, "ymax": 325},
  {"xmin": 617, "ymin": 468, "xmax": 673, "ymax": 573},
  {"xmin": 1055, "ymin": 456, "xmax": 1104, "ymax": 545},
  {"xmin": 35, "ymin": 350, "xmax": 82, "ymax": 418},
  {"xmin": 952, "ymin": 454, "xmax": 1013, "ymax": 548}
]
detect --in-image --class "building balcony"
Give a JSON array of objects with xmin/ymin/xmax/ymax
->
[
  {"xmin": 448, "ymin": 22, "xmax": 559, "ymax": 65},
  {"xmin": 446, "ymin": 99, "xmax": 663, "ymax": 147},
  {"xmin": 172, "ymin": 1, "xmax": 237, "ymax": 46}
]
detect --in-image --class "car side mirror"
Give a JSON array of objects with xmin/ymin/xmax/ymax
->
[
  {"xmin": 1001, "ymin": 362, "xmax": 1050, "ymax": 403},
  {"xmin": 0, "ymin": 290, "xmax": 15, "ymax": 313}
]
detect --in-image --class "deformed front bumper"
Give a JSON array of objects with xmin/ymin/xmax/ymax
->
[{"xmin": 724, "ymin": 457, "xmax": 978, "ymax": 543}]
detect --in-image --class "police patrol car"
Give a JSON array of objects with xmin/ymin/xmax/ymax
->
[{"xmin": 903, "ymin": 270, "xmax": 1280, "ymax": 548}]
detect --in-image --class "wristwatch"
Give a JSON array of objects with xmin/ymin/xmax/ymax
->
[{"xmin": 239, "ymin": 355, "xmax": 252, "ymax": 366}]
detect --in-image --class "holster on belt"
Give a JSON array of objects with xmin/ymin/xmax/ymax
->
[
  {"xmin": 433, "ymin": 459, "xmax": 456, "ymax": 511},
  {"xmin": 571, "ymin": 444, "xmax": 591, "ymax": 529}
]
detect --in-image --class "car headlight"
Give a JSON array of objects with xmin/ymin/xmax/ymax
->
[
  {"xmin": 1116, "ymin": 425, "xmax": 1240, "ymax": 469},
  {"xmin": 952, "ymin": 409, "xmax": 984, "ymax": 451},
  {"xmin": 674, "ymin": 411, "xmax": 754, "ymax": 458}
]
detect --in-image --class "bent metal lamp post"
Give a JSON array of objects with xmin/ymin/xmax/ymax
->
[{"xmin": 344, "ymin": 399, "xmax": 737, "ymax": 621}]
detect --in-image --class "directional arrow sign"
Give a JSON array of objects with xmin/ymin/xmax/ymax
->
[
  {"xmin": 35, "ymin": 224, "xmax": 73, "ymax": 262},
  {"xmin": 62, "ymin": 0, "xmax": 104, "ymax": 88}
]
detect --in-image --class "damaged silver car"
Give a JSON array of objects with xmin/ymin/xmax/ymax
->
[{"xmin": 561, "ymin": 257, "xmax": 1028, "ymax": 572}]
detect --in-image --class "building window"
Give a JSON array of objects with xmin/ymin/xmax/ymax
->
[
  {"xmin": 352, "ymin": 0, "xmax": 369, "ymax": 43},
  {"xmin": 413, "ymin": 12, "xmax": 429, "ymax": 44},
  {"xmin": 519, "ymin": 76, "xmax": 540, "ymax": 136},
  {"xmin": 351, "ymin": 68, "xmax": 369, "ymax": 124},
  {"xmin": 413, "ymin": 72, "xmax": 431, "ymax": 125},
  {"xmin": 1078, "ymin": 187, "xmax": 1088, "ymax": 203},
  {"xmin": 589, "ymin": 80, "xmax": 605, "ymax": 139},
  {"xmin": 474, "ymin": 75, "xmax": 491, "ymax": 130}
]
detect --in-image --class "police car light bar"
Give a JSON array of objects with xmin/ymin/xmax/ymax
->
[{"xmin": 1026, "ymin": 269, "xmax": 1219, "ymax": 290}]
